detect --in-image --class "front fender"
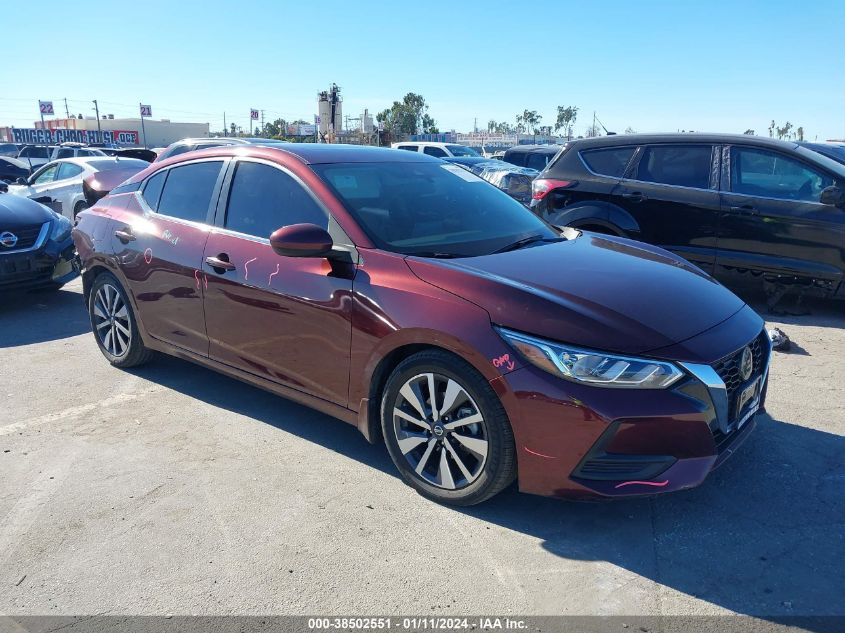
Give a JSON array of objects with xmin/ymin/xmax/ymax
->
[{"xmin": 551, "ymin": 201, "xmax": 641, "ymax": 238}]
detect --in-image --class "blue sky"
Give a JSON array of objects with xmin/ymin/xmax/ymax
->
[{"xmin": 4, "ymin": 0, "xmax": 843, "ymax": 140}]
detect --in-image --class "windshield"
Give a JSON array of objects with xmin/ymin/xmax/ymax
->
[
  {"xmin": 796, "ymin": 146, "xmax": 845, "ymax": 177},
  {"xmin": 446, "ymin": 145, "xmax": 479, "ymax": 157},
  {"xmin": 87, "ymin": 158, "xmax": 150, "ymax": 171},
  {"xmin": 312, "ymin": 161, "xmax": 556, "ymax": 257}
]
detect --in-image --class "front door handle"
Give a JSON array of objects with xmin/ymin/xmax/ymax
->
[
  {"xmin": 114, "ymin": 228, "xmax": 135, "ymax": 243},
  {"xmin": 729, "ymin": 205, "xmax": 758, "ymax": 215},
  {"xmin": 621, "ymin": 191, "xmax": 646, "ymax": 202},
  {"xmin": 205, "ymin": 255, "xmax": 236, "ymax": 272}
]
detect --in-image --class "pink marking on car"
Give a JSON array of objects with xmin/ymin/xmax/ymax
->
[
  {"xmin": 268, "ymin": 263, "xmax": 280, "ymax": 285},
  {"xmin": 244, "ymin": 257, "xmax": 258, "ymax": 280},
  {"xmin": 194, "ymin": 270, "xmax": 200, "ymax": 290},
  {"xmin": 523, "ymin": 447, "xmax": 557, "ymax": 459},
  {"xmin": 143, "ymin": 248, "xmax": 152, "ymax": 264},
  {"xmin": 614, "ymin": 480, "xmax": 670, "ymax": 489}
]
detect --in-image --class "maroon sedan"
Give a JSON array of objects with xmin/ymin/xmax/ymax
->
[{"xmin": 73, "ymin": 144, "xmax": 772, "ymax": 505}]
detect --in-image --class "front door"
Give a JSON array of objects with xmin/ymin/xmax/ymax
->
[
  {"xmin": 111, "ymin": 158, "xmax": 226, "ymax": 356},
  {"xmin": 202, "ymin": 158, "xmax": 355, "ymax": 406},
  {"xmin": 615, "ymin": 143, "xmax": 719, "ymax": 272},
  {"xmin": 717, "ymin": 145, "xmax": 845, "ymax": 291}
]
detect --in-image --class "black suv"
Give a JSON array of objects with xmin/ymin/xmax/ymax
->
[
  {"xmin": 531, "ymin": 134, "xmax": 845, "ymax": 300},
  {"xmin": 503, "ymin": 145, "xmax": 562, "ymax": 171}
]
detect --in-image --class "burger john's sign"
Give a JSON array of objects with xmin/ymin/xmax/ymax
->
[{"xmin": 10, "ymin": 128, "xmax": 139, "ymax": 145}]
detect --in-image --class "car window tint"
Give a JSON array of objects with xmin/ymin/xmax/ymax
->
[
  {"xmin": 21, "ymin": 146, "xmax": 50, "ymax": 159},
  {"xmin": 731, "ymin": 147, "xmax": 833, "ymax": 202},
  {"xmin": 224, "ymin": 161, "xmax": 327, "ymax": 238},
  {"xmin": 163, "ymin": 145, "xmax": 192, "ymax": 160},
  {"xmin": 526, "ymin": 153, "xmax": 550, "ymax": 171},
  {"xmin": 56, "ymin": 148, "xmax": 74, "ymax": 159},
  {"xmin": 56, "ymin": 163, "xmax": 84, "ymax": 180},
  {"xmin": 503, "ymin": 152, "xmax": 524, "ymax": 167},
  {"xmin": 397, "ymin": 145, "xmax": 418, "ymax": 152},
  {"xmin": 142, "ymin": 171, "xmax": 167, "ymax": 210},
  {"xmin": 156, "ymin": 161, "xmax": 222, "ymax": 222},
  {"xmin": 32, "ymin": 164, "xmax": 59, "ymax": 184},
  {"xmin": 581, "ymin": 146, "xmax": 636, "ymax": 177},
  {"xmin": 636, "ymin": 145, "xmax": 712, "ymax": 189},
  {"xmin": 423, "ymin": 146, "xmax": 447, "ymax": 157}
]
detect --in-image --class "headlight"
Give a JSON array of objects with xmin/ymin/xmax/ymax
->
[
  {"xmin": 496, "ymin": 327, "xmax": 684, "ymax": 389},
  {"xmin": 50, "ymin": 213, "xmax": 72, "ymax": 242}
]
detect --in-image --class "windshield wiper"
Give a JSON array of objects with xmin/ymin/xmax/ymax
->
[{"xmin": 493, "ymin": 235, "xmax": 563, "ymax": 254}]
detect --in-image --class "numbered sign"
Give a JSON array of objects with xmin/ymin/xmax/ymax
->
[
  {"xmin": 140, "ymin": 104, "xmax": 152, "ymax": 117},
  {"xmin": 250, "ymin": 109, "xmax": 259, "ymax": 120},
  {"xmin": 39, "ymin": 101, "xmax": 54, "ymax": 115}
]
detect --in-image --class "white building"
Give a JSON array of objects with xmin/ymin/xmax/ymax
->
[{"xmin": 2, "ymin": 117, "xmax": 210, "ymax": 148}]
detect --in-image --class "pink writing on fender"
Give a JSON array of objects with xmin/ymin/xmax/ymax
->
[
  {"xmin": 492, "ymin": 353, "xmax": 516, "ymax": 371},
  {"xmin": 243, "ymin": 257, "xmax": 257, "ymax": 280},
  {"xmin": 194, "ymin": 270, "xmax": 200, "ymax": 290},
  {"xmin": 614, "ymin": 480, "xmax": 670, "ymax": 489},
  {"xmin": 268, "ymin": 263, "xmax": 280, "ymax": 285}
]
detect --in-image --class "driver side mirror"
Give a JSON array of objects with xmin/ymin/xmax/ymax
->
[
  {"xmin": 15, "ymin": 177, "xmax": 27, "ymax": 185},
  {"xmin": 269, "ymin": 223, "xmax": 333, "ymax": 258},
  {"xmin": 820, "ymin": 186, "xmax": 845, "ymax": 208}
]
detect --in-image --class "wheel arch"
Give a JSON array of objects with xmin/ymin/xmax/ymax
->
[{"xmin": 549, "ymin": 201, "xmax": 641, "ymax": 239}]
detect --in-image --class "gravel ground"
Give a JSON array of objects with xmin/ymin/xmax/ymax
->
[{"xmin": 0, "ymin": 278, "xmax": 843, "ymax": 622}]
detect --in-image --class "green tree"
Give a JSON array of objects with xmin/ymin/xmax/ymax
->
[
  {"xmin": 555, "ymin": 106, "xmax": 579, "ymax": 139},
  {"xmin": 376, "ymin": 92, "xmax": 437, "ymax": 136},
  {"xmin": 797, "ymin": 126, "xmax": 804, "ymax": 141},
  {"xmin": 624, "ymin": 126, "xmax": 637, "ymax": 134},
  {"xmin": 743, "ymin": 129, "xmax": 755, "ymax": 135}
]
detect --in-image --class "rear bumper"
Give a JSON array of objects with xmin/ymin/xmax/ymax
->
[{"xmin": 0, "ymin": 238, "xmax": 79, "ymax": 291}]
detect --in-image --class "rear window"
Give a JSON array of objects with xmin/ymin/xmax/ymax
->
[
  {"xmin": 396, "ymin": 145, "xmax": 418, "ymax": 152},
  {"xmin": 581, "ymin": 147, "xmax": 636, "ymax": 177},
  {"xmin": 636, "ymin": 145, "xmax": 713, "ymax": 189},
  {"xmin": 446, "ymin": 145, "xmax": 479, "ymax": 157},
  {"xmin": 526, "ymin": 153, "xmax": 553, "ymax": 171}
]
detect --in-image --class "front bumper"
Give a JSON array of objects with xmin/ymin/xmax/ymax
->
[
  {"xmin": 0, "ymin": 237, "xmax": 79, "ymax": 291},
  {"xmin": 495, "ymin": 309, "xmax": 771, "ymax": 500}
]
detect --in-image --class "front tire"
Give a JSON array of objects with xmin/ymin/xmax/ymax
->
[
  {"xmin": 380, "ymin": 350, "xmax": 516, "ymax": 506},
  {"xmin": 88, "ymin": 273, "xmax": 153, "ymax": 368}
]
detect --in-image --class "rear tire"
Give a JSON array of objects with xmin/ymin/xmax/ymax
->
[
  {"xmin": 380, "ymin": 350, "xmax": 516, "ymax": 506},
  {"xmin": 88, "ymin": 272, "xmax": 153, "ymax": 368}
]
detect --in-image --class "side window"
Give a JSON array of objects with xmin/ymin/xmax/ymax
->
[
  {"xmin": 731, "ymin": 147, "xmax": 833, "ymax": 202},
  {"xmin": 162, "ymin": 145, "xmax": 192, "ymax": 160},
  {"xmin": 78, "ymin": 149, "xmax": 95, "ymax": 157},
  {"xmin": 526, "ymin": 153, "xmax": 550, "ymax": 171},
  {"xmin": 224, "ymin": 161, "xmax": 328, "ymax": 238},
  {"xmin": 581, "ymin": 146, "xmax": 636, "ymax": 177},
  {"xmin": 32, "ymin": 164, "xmax": 59, "ymax": 184},
  {"xmin": 636, "ymin": 145, "xmax": 712, "ymax": 189},
  {"xmin": 504, "ymin": 152, "xmax": 524, "ymax": 167},
  {"xmin": 397, "ymin": 145, "xmax": 418, "ymax": 152},
  {"xmin": 423, "ymin": 146, "xmax": 447, "ymax": 157},
  {"xmin": 56, "ymin": 163, "xmax": 84, "ymax": 180},
  {"xmin": 142, "ymin": 171, "xmax": 167, "ymax": 210},
  {"xmin": 55, "ymin": 148, "xmax": 74, "ymax": 159},
  {"xmin": 156, "ymin": 161, "xmax": 222, "ymax": 222}
]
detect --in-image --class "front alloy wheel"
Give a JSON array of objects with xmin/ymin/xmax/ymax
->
[
  {"xmin": 381, "ymin": 350, "xmax": 515, "ymax": 505},
  {"xmin": 93, "ymin": 283, "xmax": 131, "ymax": 358},
  {"xmin": 393, "ymin": 372, "xmax": 489, "ymax": 490}
]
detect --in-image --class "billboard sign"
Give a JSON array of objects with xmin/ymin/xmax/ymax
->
[{"xmin": 10, "ymin": 128, "xmax": 139, "ymax": 146}]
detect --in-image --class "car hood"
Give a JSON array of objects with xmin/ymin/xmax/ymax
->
[
  {"xmin": 0, "ymin": 194, "xmax": 55, "ymax": 228},
  {"xmin": 405, "ymin": 232, "xmax": 746, "ymax": 356}
]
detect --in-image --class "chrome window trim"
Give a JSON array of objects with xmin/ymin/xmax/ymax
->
[{"xmin": 0, "ymin": 221, "xmax": 51, "ymax": 255}]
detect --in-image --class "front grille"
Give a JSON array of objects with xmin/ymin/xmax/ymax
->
[
  {"xmin": 711, "ymin": 330, "xmax": 769, "ymax": 425},
  {"xmin": 574, "ymin": 455, "xmax": 676, "ymax": 481},
  {"xmin": 0, "ymin": 223, "xmax": 45, "ymax": 251}
]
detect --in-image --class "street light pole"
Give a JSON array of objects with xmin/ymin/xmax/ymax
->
[{"xmin": 93, "ymin": 99, "xmax": 102, "ymax": 142}]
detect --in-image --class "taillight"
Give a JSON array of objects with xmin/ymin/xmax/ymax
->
[{"xmin": 532, "ymin": 178, "xmax": 575, "ymax": 201}]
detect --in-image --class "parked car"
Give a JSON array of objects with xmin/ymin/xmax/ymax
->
[
  {"xmin": 390, "ymin": 141, "xmax": 481, "ymax": 158},
  {"xmin": 50, "ymin": 144, "xmax": 107, "ymax": 161},
  {"xmin": 531, "ymin": 134, "xmax": 845, "ymax": 300},
  {"xmin": 442, "ymin": 155, "xmax": 493, "ymax": 169},
  {"xmin": 91, "ymin": 146, "xmax": 157, "ymax": 162},
  {"xmin": 0, "ymin": 194, "xmax": 78, "ymax": 292},
  {"xmin": 154, "ymin": 137, "xmax": 288, "ymax": 162},
  {"xmin": 0, "ymin": 143, "xmax": 22, "ymax": 157},
  {"xmin": 16, "ymin": 145, "xmax": 56, "ymax": 169},
  {"xmin": 82, "ymin": 162, "xmax": 151, "ymax": 208},
  {"xmin": 0, "ymin": 156, "xmax": 32, "ymax": 185},
  {"xmin": 74, "ymin": 144, "xmax": 771, "ymax": 506},
  {"xmin": 469, "ymin": 162, "xmax": 540, "ymax": 206},
  {"xmin": 6, "ymin": 157, "xmax": 150, "ymax": 220},
  {"xmin": 503, "ymin": 145, "xmax": 562, "ymax": 171},
  {"xmin": 797, "ymin": 141, "xmax": 845, "ymax": 166}
]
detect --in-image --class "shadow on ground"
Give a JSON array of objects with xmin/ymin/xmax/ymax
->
[
  {"xmin": 134, "ymin": 354, "xmax": 844, "ymax": 624},
  {"xmin": 0, "ymin": 287, "xmax": 90, "ymax": 347}
]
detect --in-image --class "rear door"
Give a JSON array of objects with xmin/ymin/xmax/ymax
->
[
  {"xmin": 202, "ymin": 158, "xmax": 355, "ymax": 406},
  {"xmin": 717, "ymin": 145, "xmax": 844, "ymax": 290},
  {"xmin": 111, "ymin": 158, "xmax": 226, "ymax": 356},
  {"xmin": 616, "ymin": 143, "xmax": 720, "ymax": 271},
  {"xmin": 51, "ymin": 162, "xmax": 86, "ymax": 218}
]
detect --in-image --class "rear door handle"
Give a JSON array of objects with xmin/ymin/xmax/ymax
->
[
  {"xmin": 621, "ymin": 191, "xmax": 646, "ymax": 202},
  {"xmin": 205, "ymin": 255, "xmax": 236, "ymax": 272},
  {"xmin": 114, "ymin": 228, "xmax": 135, "ymax": 243},
  {"xmin": 729, "ymin": 205, "xmax": 758, "ymax": 215}
]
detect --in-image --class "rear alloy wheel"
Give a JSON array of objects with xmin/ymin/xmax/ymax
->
[
  {"xmin": 88, "ymin": 273, "xmax": 153, "ymax": 368},
  {"xmin": 381, "ymin": 351, "xmax": 515, "ymax": 505}
]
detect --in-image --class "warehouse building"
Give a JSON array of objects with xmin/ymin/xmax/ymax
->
[{"xmin": 1, "ymin": 117, "xmax": 210, "ymax": 148}]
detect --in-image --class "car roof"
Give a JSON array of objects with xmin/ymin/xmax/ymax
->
[
  {"xmin": 47, "ymin": 156, "xmax": 127, "ymax": 168},
  {"xmin": 169, "ymin": 143, "xmax": 438, "ymax": 165},
  {"xmin": 566, "ymin": 133, "xmax": 802, "ymax": 150},
  {"xmin": 393, "ymin": 141, "xmax": 459, "ymax": 148}
]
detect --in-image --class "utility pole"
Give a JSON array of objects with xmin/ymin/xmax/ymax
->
[
  {"xmin": 93, "ymin": 99, "xmax": 102, "ymax": 142},
  {"xmin": 261, "ymin": 110, "xmax": 265, "ymax": 137},
  {"xmin": 223, "ymin": 112, "xmax": 227, "ymax": 137},
  {"xmin": 63, "ymin": 98, "xmax": 70, "ymax": 119}
]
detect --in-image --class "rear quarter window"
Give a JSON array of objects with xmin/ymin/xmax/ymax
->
[{"xmin": 580, "ymin": 146, "xmax": 636, "ymax": 177}]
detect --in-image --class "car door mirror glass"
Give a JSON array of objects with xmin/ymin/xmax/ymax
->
[
  {"xmin": 270, "ymin": 223, "xmax": 333, "ymax": 258},
  {"xmin": 820, "ymin": 186, "xmax": 845, "ymax": 207}
]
